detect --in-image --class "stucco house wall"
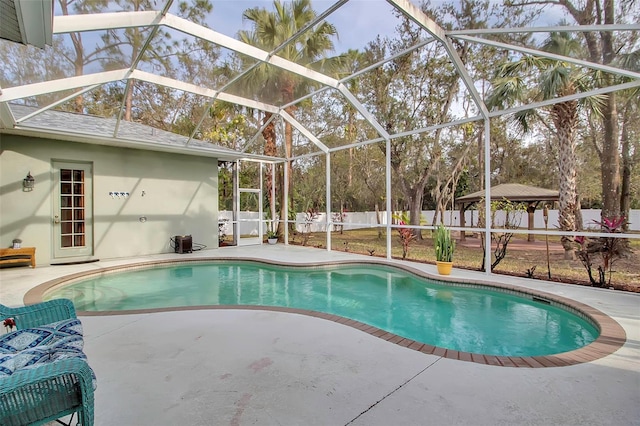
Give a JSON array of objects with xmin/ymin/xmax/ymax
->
[{"xmin": 0, "ymin": 134, "xmax": 218, "ymax": 265}]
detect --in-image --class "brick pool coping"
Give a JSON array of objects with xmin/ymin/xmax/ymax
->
[{"xmin": 24, "ymin": 257, "xmax": 627, "ymax": 368}]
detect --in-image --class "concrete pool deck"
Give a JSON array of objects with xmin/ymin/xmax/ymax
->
[{"xmin": 1, "ymin": 245, "xmax": 639, "ymax": 425}]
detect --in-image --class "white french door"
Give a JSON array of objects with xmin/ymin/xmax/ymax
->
[{"xmin": 52, "ymin": 161, "xmax": 93, "ymax": 258}]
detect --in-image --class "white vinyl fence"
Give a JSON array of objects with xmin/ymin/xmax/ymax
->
[{"xmin": 219, "ymin": 209, "xmax": 639, "ymax": 236}]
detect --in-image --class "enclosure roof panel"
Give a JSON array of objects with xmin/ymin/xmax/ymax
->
[{"xmin": 0, "ymin": 0, "xmax": 638, "ymax": 161}]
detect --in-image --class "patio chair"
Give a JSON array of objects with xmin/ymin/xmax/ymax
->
[{"xmin": 0, "ymin": 299, "xmax": 95, "ymax": 426}]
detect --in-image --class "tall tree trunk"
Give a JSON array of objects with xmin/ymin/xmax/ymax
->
[
  {"xmin": 59, "ymin": 1, "xmax": 84, "ymax": 112},
  {"xmin": 619, "ymin": 103, "xmax": 634, "ymax": 231},
  {"xmin": 375, "ymin": 202, "xmax": 382, "ymax": 240},
  {"xmin": 262, "ymin": 112, "xmax": 278, "ymax": 233},
  {"xmin": 124, "ymin": 82, "xmax": 133, "ymax": 122},
  {"xmin": 555, "ymin": 0, "xmax": 621, "ymax": 219},
  {"xmin": 409, "ymin": 187, "xmax": 424, "ymax": 240},
  {"xmin": 477, "ymin": 129, "xmax": 484, "ymax": 190},
  {"xmin": 553, "ymin": 101, "xmax": 578, "ymax": 259},
  {"xmin": 74, "ymin": 51, "xmax": 84, "ymax": 112},
  {"xmin": 574, "ymin": 193, "xmax": 584, "ymax": 231},
  {"xmin": 599, "ymin": 0, "xmax": 621, "ymax": 219},
  {"xmin": 601, "ymin": 92, "xmax": 621, "ymax": 218},
  {"xmin": 124, "ymin": 20, "xmax": 142, "ymax": 122}
]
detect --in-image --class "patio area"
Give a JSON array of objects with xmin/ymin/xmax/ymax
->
[{"xmin": 1, "ymin": 245, "xmax": 638, "ymax": 425}]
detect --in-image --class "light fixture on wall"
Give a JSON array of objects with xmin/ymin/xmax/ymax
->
[{"xmin": 23, "ymin": 172, "xmax": 35, "ymax": 191}]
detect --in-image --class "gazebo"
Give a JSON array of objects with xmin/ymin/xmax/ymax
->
[{"xmin": 455, "ymin": 183, "xmax": 560, "ymax": 242}]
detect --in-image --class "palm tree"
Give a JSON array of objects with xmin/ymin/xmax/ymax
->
[
  {"xmin": 238, "ymin": 0, "xmax": 339, "ymax": 236},
  {"xmin": 342, "ymin": 50, "xmax": 369, "ymax": 183},
  {"xmin": 486, "ymin": 32, "xmax": 603, "ymax": 260}
]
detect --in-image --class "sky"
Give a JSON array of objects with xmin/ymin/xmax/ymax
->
[
  {"xmin": 205, "ymin": 0, "xmax": 402, "ymax": 53},
  {"xmin": 204, "ymin": 0, "xmax": 570, "ymax": 54}
]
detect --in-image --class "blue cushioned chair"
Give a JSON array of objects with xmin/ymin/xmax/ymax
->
[{"xmin": 0, "ymin": 299, "xmax": 95, "ymax": 426}]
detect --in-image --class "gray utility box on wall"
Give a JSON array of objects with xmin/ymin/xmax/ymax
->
[{"xmin": 174, "ymin": 235, "xmax": 192, "ymax": 254}]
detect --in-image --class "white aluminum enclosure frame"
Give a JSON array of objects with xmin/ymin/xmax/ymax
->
[{"xmin": 1, "ymin": 0, "xmax": 639, "ymax": 274}]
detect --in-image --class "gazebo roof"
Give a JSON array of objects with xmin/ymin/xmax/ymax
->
[{"xmin": 455, "ymin": 183, "xmax": 559, "ymax": 206}]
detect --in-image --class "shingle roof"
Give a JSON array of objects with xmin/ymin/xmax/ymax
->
[
  {"xmin": 0, "ymin": 0, "xmax": 22, "ymax": 45},
  {"xmin": 6, "ymin": 104, "xmax": 246, "ymax": 160},
  {"xmin": 456, "ymin": 183, "xmax": 559, "ymax": 205},
  {"xmin": 0, "ymin": 0, "xmax": 53, "ymax": 48}
]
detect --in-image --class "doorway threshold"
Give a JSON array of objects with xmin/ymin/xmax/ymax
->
[{"xmin": 51, "ymin": 258, "xmax": 100, "ymax": 266}]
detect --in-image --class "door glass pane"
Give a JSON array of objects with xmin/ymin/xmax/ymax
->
[
  {"xmin": 59, "ymin": 167, "xmax": 86, "ymax": 249},
  {"xmin": 61, "ymin": 235, "xmax": 72, "ymax": 247}
]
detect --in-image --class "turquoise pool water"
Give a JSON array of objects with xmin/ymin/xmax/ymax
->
[{"xmin": 46, "ymin": 261, "xmax": 598, "ymax": 357}]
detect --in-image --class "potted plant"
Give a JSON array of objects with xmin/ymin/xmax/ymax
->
[
  {"xmin": 434, "ymin": 225, "xmax": 455, "ymax": 275},
  {"xmin": 266, "ymin": 230, "xmax": 279, "ymax": 245}
]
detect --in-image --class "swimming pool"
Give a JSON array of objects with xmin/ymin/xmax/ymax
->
[{"xmin": 45, "ymin": 261, "xmax": 599, "ymax": 357}]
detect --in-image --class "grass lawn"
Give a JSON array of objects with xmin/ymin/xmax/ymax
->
[{"xmin": 289, "ymin": 228, "xmax": 640, "ymax": 293}]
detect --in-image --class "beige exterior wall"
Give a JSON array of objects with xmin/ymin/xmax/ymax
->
[{"xmin": 0, "ymin": 134, "xmax": 218, "ymax": 265}]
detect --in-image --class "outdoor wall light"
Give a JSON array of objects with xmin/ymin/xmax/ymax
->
[{"xmin": 23, "ymin": 172, "xmax": 35, "ymax": 191}]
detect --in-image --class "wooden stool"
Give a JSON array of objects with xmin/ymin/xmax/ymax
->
[{"xmin": 0, "ymin": 247, "xmax": 36, "ymax": 268}]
